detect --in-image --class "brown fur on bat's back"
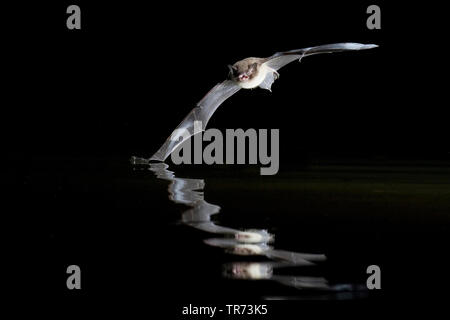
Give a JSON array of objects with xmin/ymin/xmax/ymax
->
[{"xmin": 232, "ymin": 57, "xmax": 265, "ymax": 72}]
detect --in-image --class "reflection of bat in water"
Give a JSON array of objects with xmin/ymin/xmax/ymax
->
[
  {"xmin": 150, "ymin": 43, "xmax": 378, "ymax": 161},
  {"xmin": 204, "ymin": 238, "xmax": 326, "ymax": 265},
  {"xmin": 223, "ymin": 262, "xmax": 329, "ymax": 290},
  {"xmin": 144, "ymin": 162, "xmax": 274, "ymax": 242}
]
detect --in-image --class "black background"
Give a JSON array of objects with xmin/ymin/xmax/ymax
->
[
  {"xmin": 3, "ymin": 0, "xmax": 449, "ymax": 317},
  {"xmin": 4, "ymin": 1, "xmax": 447, "ymax": 160}
]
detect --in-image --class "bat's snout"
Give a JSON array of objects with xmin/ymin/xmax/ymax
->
[{"xmin": 238, "ymin": 74, "xmax": 249, "ymax": 81}]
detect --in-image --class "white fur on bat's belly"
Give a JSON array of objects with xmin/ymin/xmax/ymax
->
[{"xmin": 238, "ymin": 64, "xmax": 271, "ymax": 89}]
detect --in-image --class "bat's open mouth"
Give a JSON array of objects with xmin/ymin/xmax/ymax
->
[{"xmin": 238, "ymin": 74, "xmax": 249, "ymax": 81}]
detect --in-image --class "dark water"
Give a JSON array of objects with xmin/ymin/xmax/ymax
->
[{"xmin": 21, "ymin": 156, "xmax": 449, "ymax": 314}]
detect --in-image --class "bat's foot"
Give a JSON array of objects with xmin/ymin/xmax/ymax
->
[{"xmin": 130, "ymin": 156, "xmax": 150, "ymax": 165}]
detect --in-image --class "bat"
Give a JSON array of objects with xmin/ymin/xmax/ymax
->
[{"xmin": 148, "ymin": 42, "xmax": 378, "ymax": 162}]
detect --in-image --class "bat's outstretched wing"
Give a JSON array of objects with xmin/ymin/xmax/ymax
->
[
  {"xmin": 263, "ymin": 42, "xmax": 378, "ymax": 71},
  {"xmin": 150, "ymin": 80, "xmax": 241, "ymax": 161},
  {"xmin": 258, "ymin": 43, "xmax": 378, "ymax": 90}
]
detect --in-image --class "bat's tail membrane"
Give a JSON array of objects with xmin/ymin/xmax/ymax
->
[{"xmin": 259, "ymin": 68, "xmax": 279, "ymax": 92}]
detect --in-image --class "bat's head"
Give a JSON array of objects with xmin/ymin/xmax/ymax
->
[{"xmin": 228, "ymin": 59, "xmax": 259, "ymax": 82}]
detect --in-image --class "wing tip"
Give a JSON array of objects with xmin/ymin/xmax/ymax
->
[
  {"xmin": 363, "ymin": 44, "xmax": 379, "ymax": 50},
  {"xmin": 341, "ymin": 43, "xmax": 379, "ymax": 50}
]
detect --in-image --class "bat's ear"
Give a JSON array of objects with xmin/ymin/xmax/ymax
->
[
  {"xmin": 228, "ymin": 64, "xmax": 237, "ymax": 77},
  {"xmin": 227, "ymin": 65, "xmax": 233, "ymax": 77},
  {"xmin": 250, "ymin": 63, "xmax": 258, "ymax": 71}
]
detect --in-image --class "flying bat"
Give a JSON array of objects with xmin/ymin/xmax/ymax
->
[{"xmin": 149, "ymin": 42, "xmax": 378, "ymax": 161}]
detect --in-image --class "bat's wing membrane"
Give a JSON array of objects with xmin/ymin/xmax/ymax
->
[
  {"xmin": 263, "ymin": 42, "xmax": 378, "ymax": 71},
  {"xmin": 150, "ymin": 80, "xmax": 241, "ymax": 161},
  {"xmin": 195, "ymin": 80, "xmax": 242, "ymax": 129},
  {"xmin": 263, "ymin": 55, "xmax": 302, "ymax": 71}
]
